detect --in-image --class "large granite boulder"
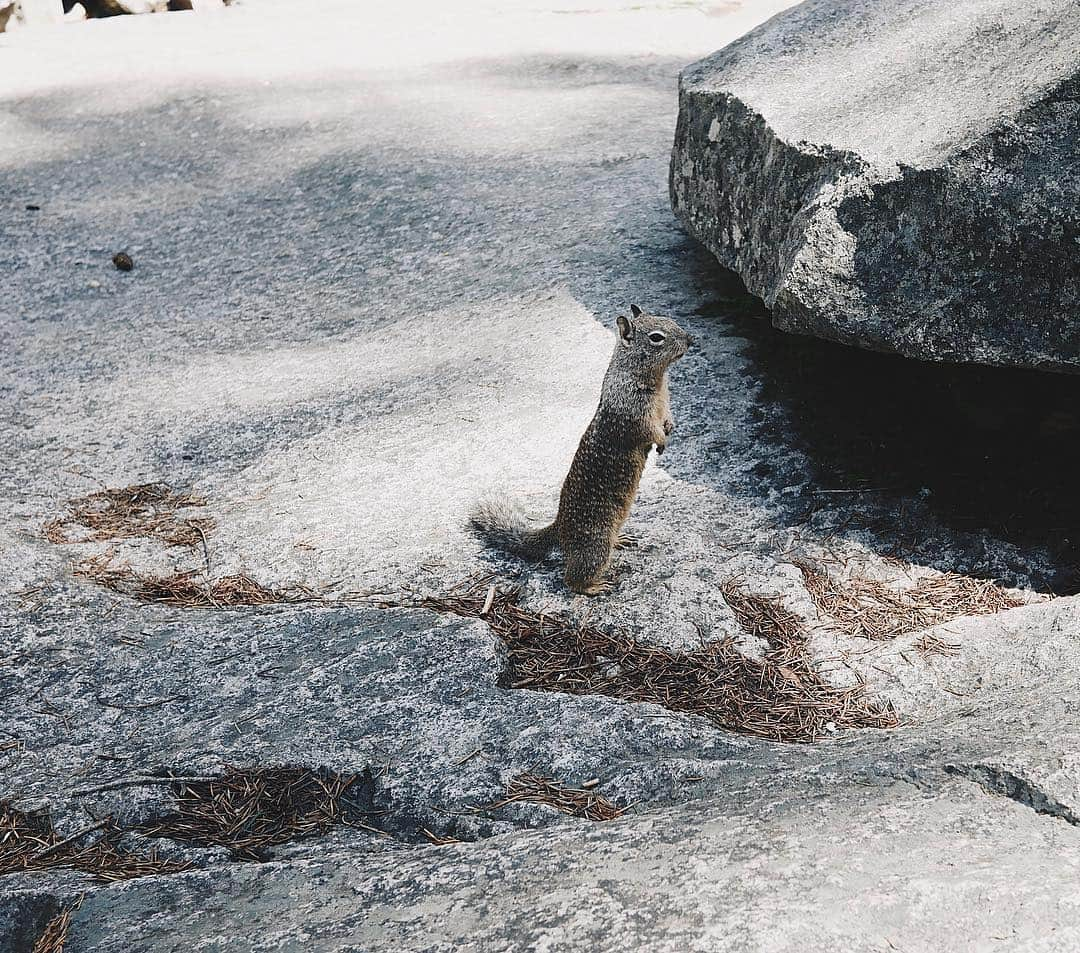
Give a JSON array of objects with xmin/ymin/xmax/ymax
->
[{"xmin": 670, "ymin": 0, "xmax": 1080, "ymax": 372}]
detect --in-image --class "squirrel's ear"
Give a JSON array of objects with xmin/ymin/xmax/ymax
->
[
  {"xmin": 629, "ymin": 304, "xmax": 643, "ymax": 318},
  {"xmin": 616, "ymin": 314, "xmax": 634, "ymax": 345}
]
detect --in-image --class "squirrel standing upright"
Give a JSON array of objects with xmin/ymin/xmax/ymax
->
[{"xmin": 470, "ymin": 304, "xmax": 692, "ymax": 595}]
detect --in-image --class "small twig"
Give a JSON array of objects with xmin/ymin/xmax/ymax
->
[
  {"xmin": 30, "ymin": 821, "xmax": 110, "ymax": 861},
  {"xmin": 95, "ymin": 694, "xmax": 187, "ymax": 712},
  {"xmin": 420, "ymin": 827, "xmax": 463, "ymax": 846},
  {"xmin": 71, "ymin": 775, "xmax": 220, "ymax": 796},
  {"xmin": 195, "ymin": 522, "xmax": 212, "ymax": 577},
  {"xmin": 207, "ymin": 650, "xmax": 248, "ymax": 665},
  {"xmin": 812, "ymin": 486, "xmax": 899, "ymax": 495},
  {"xmin": 453, "ymin": 748, "xmax": 482, "ymax": 766}
]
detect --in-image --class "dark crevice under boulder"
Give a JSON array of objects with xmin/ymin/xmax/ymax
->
[{"xmin": 671, "ymin": 0, "xmax": 1080, "ymax": 372}]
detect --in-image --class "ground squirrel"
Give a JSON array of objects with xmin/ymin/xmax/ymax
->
[{"xmin": 470, "ymin": 305, "xmax": 692, "ymax": 595}]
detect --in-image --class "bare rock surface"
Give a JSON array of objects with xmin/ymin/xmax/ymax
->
[
  {"xmin": 671, "ymin": 0, "xmax": 1080, "ymax": 371},
  {"xmin": 48, "ymin": 782, "xmax": 1080, "ymax": 953},
  {"xmin": 3, "ymin": 1, "xmax": 1080, "ymax": 951}
]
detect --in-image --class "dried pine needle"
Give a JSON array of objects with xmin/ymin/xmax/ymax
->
[
  {"xmin": 0, "ymin": 801, "xmax": 188, "ymax": 883},
  {"xmin": 74, "ymin": 553, "xmax": 315, "ymax": 608},
  {"xmin": 384, "ymin": 576, "xmax": 896, "ymax": 743},
  {"xmin": 795, "ymin": 559, "xmax": 1024, "ymax": 640},
  {"xmin": 486, "ymin": 773, "xmax": 625, "ymax": 821},
  {"xmin": 31, "ymin": 900, "xmax": 81, "ymax": 953},
  {"xmin": 46, "ymin": 483, "xmax": 214, "ymax": 548},
  {"xmin": 140, "ymin": 767, "xmax": 381, "ymax": 860}
]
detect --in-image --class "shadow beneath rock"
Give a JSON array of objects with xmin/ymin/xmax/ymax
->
[{"xmin": 692, "ymin": 264, "xmax": 1080, "ymax": 594}]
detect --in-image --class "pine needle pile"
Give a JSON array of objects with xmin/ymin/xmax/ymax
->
[
  {"xmin": 31, "ymin": 905, "xmax": 76, "ymax": 953},
  {"xmin": 48, "ymin": 481, "xmax": 322, "ymax": 609},
  {"xmin": 407, "ymin": 577, "xmax": 896, "ymax": 743},
  {"xmin": 487, "ymin": 773, "xmax": 625, "ymax": 821},
  {"xmin": 74, "ymin": 554, "xmax": 315, "ymax": 608},
  {"xmin": 139, "ymin": 767, "xmax": 380, "ymax": 860},
  {"xmin": 795, "ymin": 559, "xmax": 1025, "ymax": 639},
  {"xmin": 45, "ymin": 483, "xmax": 213, "ymax": 548},
  {"xmin": 30, "ymin": 897, "xmax": 85, "ymax": 953},
  {"xmin": 0, "ymin": 801, "xmax": 189, "ymax": 883}
]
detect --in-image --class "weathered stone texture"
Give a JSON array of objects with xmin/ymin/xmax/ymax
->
[{"xmin": 671, "ymin": 0, "xmax": 1080, "ymax": 371}]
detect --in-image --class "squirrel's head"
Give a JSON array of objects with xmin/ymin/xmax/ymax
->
[{"xmin": 614, "ymin": 304, "xmax": 693, "ymax": 374}]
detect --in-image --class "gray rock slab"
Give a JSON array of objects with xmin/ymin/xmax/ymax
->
[
  {"xmin": 671, "ymin": 0, "xmax": 1080, "ymax": 370},
  {"xmin": 4, "ymin": 1, "xmax": 1080, "ymax": 950},
  {"xmin": 9, "ymin": 778, "xmax": 1080, "ymax": 953}
]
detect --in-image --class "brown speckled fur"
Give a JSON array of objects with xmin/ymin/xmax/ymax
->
[{"xmin": 470, "ymin": 305, "xmax": 691, "ymax": 595}]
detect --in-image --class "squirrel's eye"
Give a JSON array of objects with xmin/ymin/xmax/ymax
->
[{"xmin": 648, "ymin": 332, "xmax": 666, "ymax": 345}]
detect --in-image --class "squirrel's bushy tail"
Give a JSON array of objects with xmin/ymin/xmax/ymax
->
[{"xmin": 469, "ymin": 495, "xmax": 558, "ymax": 560}]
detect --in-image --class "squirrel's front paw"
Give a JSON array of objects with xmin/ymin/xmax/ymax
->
[
  {"xmin": 655, "ymin": 442, "xmax": 666, "ymax": 455},
  {"xmin": 663, "ymin": 417, "xmax": 675, "ymax": 436}
]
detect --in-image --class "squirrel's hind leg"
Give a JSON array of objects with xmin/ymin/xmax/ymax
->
[{"xmin": 564, "ymin": 541, "xmax": 613, "ymax": 596}]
